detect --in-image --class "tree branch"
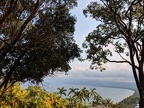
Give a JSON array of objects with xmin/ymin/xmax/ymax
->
[
  {"xmin": 0, "ymin": 0, "xmax": 41, "ymax": 63},
  {"xmin": 127, "ymin": 35, "xmax": 142, "ymax": 100},
  {"xmin": 106, "ymin": 0, "xmax": 128, "ymax": 38},
  {"xmin": 0, "ymin": 0, "xmax": 17, "ymax": 29},
  {"xmin": 0, "ymin": 53, "xmax": 25, "ymax": 91}
]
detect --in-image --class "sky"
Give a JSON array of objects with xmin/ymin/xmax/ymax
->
[{"xmin": 44, "ymin": 0, "xmax": 137, "ymax": 89}]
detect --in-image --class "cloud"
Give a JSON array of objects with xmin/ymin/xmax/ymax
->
[
  {"xmin": 60, "ymin": 59, "xmax": 135, "ymax": 83},
  {"xmin": 44, "ymin": 0, "xmax": 136, "ymax": 90}
]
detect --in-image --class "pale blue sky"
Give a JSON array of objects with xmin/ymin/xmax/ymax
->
[{"xmin": 46, "ymin": 0, "xmax": 136, "ymax": 89}]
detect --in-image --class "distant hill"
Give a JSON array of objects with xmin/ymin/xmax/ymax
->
[{"xmin": 117, "ymin": 90, "xmax": 139, "ymax": 108}]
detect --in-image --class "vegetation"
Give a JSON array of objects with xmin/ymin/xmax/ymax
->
[
  {"xmin": 83, "ymin": 0, "xmax": 144, "ymax": 107},
  {"xmin": 1, "ymin": 83, "xmax": 133, "ymax": 108},
  {"xmin": 0, "ymin": 0, "xmax": 81, "ymax": 94},
  {"xmin": 117, "ymin": 90, "xmax": 140, "ymax": 108},
  {"xmin": 0, "ymin": 83, "xmax": 68, "ymax": 108},
  {"xmin": 0, "ymin": 0, "xmax": 142, "ymax": 108}
]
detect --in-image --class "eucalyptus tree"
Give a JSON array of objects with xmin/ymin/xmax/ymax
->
[
  {"xmin": 83, "ymin": 0, "xmax": 144, "ymax": 107},
  {"xmin": 0, "ymin": 0, "xmax": 81, "ymax": 94}
]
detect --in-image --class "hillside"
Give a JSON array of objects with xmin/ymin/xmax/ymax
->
[{"xmin": 117, "ymin": 90, "xmax": 139, "ymax": 108}]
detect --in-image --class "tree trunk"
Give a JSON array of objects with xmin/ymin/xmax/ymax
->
[
  {"xmin": 139, "ymin": 37, "xmax": 144, "ymax": 108},
  {"xmin": 139, "ymin": 100, "xmax": 144, "ymax": 108},
  {"xmin": 139, "ymin": 76, "xmax": 144, "ymax": 108},
  {"xmin": 139, "ymin": 90, "xmax": 144, "ymax": 108}
]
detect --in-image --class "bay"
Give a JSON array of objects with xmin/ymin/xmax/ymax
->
[
  {"xmin": 23, "ymin": 78, "xmax": 135, "ymax": 103},
  {"xmin": 42, "ymin": 83, "xmax": 134, "ymax": 103}
]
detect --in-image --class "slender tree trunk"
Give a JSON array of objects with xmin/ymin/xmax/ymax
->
[
  {"xmin": 128, "ymin": 39, "xmax": 144, "ymax": 108},
  {"xmin": 139, "ymin": 73, "xmax": 144, "ymax": 108},
  {"xmin": 139, "ymin": 88, "xmax": 144, "ymax": 108},
  {"xmin": 139, "ymin": 40, "xmax": 144, "ymax": 108},
  {"xmin": 140, "ymin": 38, "xmax": 144, "ymax": 108},
  {"xmin": 139, "ymin": 100, "xmax": 144, "ymax": 108}
]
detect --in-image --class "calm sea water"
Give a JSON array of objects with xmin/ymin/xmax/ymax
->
[
  {"xmin": 42, "ymin": 83, "xmax": 134, "ymax": 103},
  {"xmin": 23, "ymin": 78, "xmax": 135, "ymax": 103}
]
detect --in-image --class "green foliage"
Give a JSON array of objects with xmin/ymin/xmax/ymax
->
[
  {"xmin": 0, "ymin": 0, "xmax": 81, "ymax": 91},
  {"xmin": 57, "ymin": 87, "xmax": 116, "ymax": 108},
  {"xmin": 0, "ymin": 83, "xmax": 68, "ymax": 108},
  {"xmin": 57, "ymin": 87, "xmax": 67, "ymax": 97},
  {"xmin": 0, "ymin": 84, "xmax": 138, "ymax": 108},
  {"xmin": 117, "ymin": 91, "xmax": 140, "ymax": 108},
  {"xmin": 83, "ymin": 0, "xmax": 144, "ymax": 70},
  {"xmin": 0, "ymin": 84, "xmax": 118, "ymax": 108},
  {"xmin": 83, "ymin": 0, "xmax": 144, "ymax": 106}
]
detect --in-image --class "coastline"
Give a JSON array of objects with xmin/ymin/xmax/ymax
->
[
  {"xmin": 23, "ymin": 79, "xmax": 137, "ymax": 103},
  {"xmin": 93, "ymin": 85, "xmax": 136, "ymax": 91},
  {"xmin": 44, "ymin": 83, "xmax": 135, "ymax": 103},
  {"xmin": 117, "ymin": 90, "xmax": 139, "ymax": 107},
  {"xmin": 84, "ymin": 84, "xmax": 137, "ymax": 103},
  {"xmin": 92, "ymin": 85, "xmax": 135, "ymax": 103}
]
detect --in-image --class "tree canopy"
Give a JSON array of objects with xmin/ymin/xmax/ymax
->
[
  {"xmin": 0, "ymin": 0, "xmax": 81, "ymax": 91},
  {"xmin": 83, "ymin": 0, "xmax": 144, "ymax": 107}
]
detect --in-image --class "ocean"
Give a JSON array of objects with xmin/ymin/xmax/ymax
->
[
  {"xmin": 43, "ymin": 83, "xmax": 135, "ymax": 103},
  {"xmin": 23, "ymin": 77, "xmax": 135, "ymax": 103}
]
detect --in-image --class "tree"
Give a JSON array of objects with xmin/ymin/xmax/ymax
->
[
  {"xmin": 68, "ymin": 87, "xmax": 79, "ymax": 107},
  {"xmin": 0, "ymin": 0, "xmax": 81, "ymax": 94},
  {"xmin": 83, "ymin": 0, "xmax": 144, "ymax": 107},
  {"xmin": 93, "ymin": 94, "xmax": 103, "ymax": 106},
  {"xmin": 57, "ymin": 87, "xmax": 67, "ymax": 97},
  {"xmin": 68, "ymin": 87, "xmax": 79, "ymax": 96},
  {"xmin": 102, "ymin": 98, "xmax": 114, "ymax": 108},
  {"xmin": 77, "ymin": 87, "xmax": 90, "ymax": 104},
  {"xmin": 0, "ymin": 84, "xmax": 69, "ymax": 108},
  {"xmin": 89, "ymin": 88, "xmax": 97, "ymax": 107}
]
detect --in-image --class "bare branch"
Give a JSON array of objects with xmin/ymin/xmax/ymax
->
[{"xmin": 105, "ymin": 58, "xmax": 139, "ymax": 69}]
